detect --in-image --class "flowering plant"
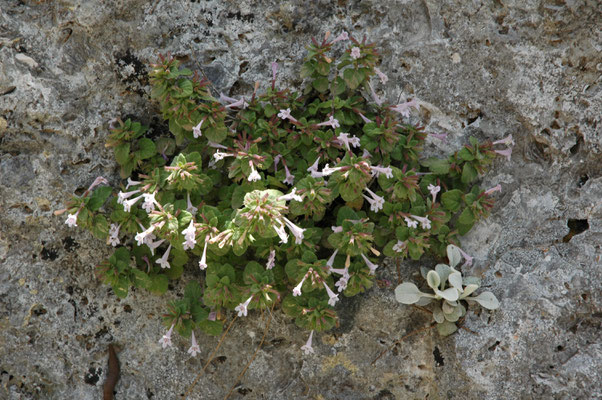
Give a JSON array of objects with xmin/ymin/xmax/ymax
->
[{"xmin": 60, "ymin": 32, "xmax": 511, "ymax": 353}]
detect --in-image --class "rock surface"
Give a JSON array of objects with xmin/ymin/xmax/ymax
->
[{"xmin": 1, "ymin": 0, "xmax": 600, "ymax": 399}]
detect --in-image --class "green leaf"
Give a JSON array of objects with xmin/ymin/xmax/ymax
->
[
  {"xmin": 205, "ymin": 124, "xmax": 228, "ymax": 143},
  {"xmin": 263, "ymin": 104, "xmax": 277, "ymax": 118},
  {"xmin": 88, "ymin": 186, "xmax": 112, "ymax": 211},
  {"xmin": 315, "ymin": 61, "xmax": 330, "ymax": 76},
  {"xmin": 458, "ymin": 147, "xmax": 474, "ymax": 161},
  {"xmin": 426, "ymin": 271, "xmax": 441, "ymax": 290},
  {"xmin": 441, "ymin": 189, "xmax": 463, "ymax": 212},
  {"xmin": 461, "ymin": 163, "xmax": 478, "ymax": 184},
  {"xmin": 312, "ymin": 77, "xmax": 329, "ymax": 93},
  {"xmin": 136, "ymin": 138, "xmax": 156, "ymax": 160},
  {"xmin": 436, "ymin": 321, "xmax": 458, "ymax": 336},
  {"xmin": 184, "ymin": 281, "xmax": 203, "ymax": 301},
  {"xmin": 163, "ymin": 263, "xmax": 183, "ymax": 279},
  {"xmin": 130, "ymin": 268, "xmax": 151, "ymax": 290},
  {"xmin": 199, "ymin": 319, "xmax": 224, "ymax": 336},
  {"xmin": 112, "ymin": 276, "xmax": 130, "ymax": 298},
  {"xmin": 422, "ymin": 157, "xmax": 450, "ymax": 174},
  {"xmin": 114, "ymin": 143, "xmax": 130, "ymax": 165},
  {"xmin": 91, "ymin": 215, "xmax": 109, "ymax": 239},
  {"xmin": 457, "ymin": 208, "xmax": 475, "ymax": 235},
  {"xmin": 149, "ymin": 274, "xmax": 168, "ymax": 294},
  {"xmin": 174, "ymin": 79, "xmax": 193, "ymax": 98},
  {"xmin": 343, "ymin": 68, "xmax": 364, "ymax": 90}
]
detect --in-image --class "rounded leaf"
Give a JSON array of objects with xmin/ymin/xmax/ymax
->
[
  {"xmin": 426, "ymin": 270, "xmax": 441, "ymax": 290},
  {"xmin": 468, "ymin": 291, "xmax": 500, "ymax": 310},
  {"xmin": 394, "ymin": 282, "xmax": 424, "ymax": 304},
  {"xmin": 436, "ymin": 287, "xmax": 459, "ymax": 302},
  {"xmin": 436, "ymin": 321, "xmax": 458, "ymax": 337},
  {"xmin": 448, "ymin": 271, "xmax": 463, "ymax": 291},
  {"xmin": 432, "ymin": 304, "xmax": 445, "ymax": 323},
  {"xmin": 459, "ymin": 283, "xmax": 479, "ymax": 299},
  {"xmin": 434, "ymin": 264, "xmax": 451, "ymax": 284},
  {"xmin": 446, "ymin": 245, "xmax": 462, "ymax": 268}
]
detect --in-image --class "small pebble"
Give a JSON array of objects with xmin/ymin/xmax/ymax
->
[{"xmin": 15, "ymin": 53, "xmax": 39, "ymax": 68}]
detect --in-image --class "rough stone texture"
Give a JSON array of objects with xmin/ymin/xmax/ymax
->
[{"xmin": 1, "ymin": 0, "xmax": 600, "ymax": 399}]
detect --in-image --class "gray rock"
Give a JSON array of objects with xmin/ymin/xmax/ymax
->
[{"xmin": 0, "ymin": 0, "xmax": 600, "ymax": 399}]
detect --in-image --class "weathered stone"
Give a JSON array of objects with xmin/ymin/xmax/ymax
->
[{"xmin": 1, "ymin": 1, "xmax": 600, "ymax": 399}]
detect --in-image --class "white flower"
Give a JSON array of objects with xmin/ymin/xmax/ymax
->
[
  {"xmin": 279, "ymin": 188, "xmax": 303, "ymax": 202},
  {"xmin": 368, "ymin": 82, "xmax": 383, "ymax": 106},
  {"xmin": 405, "ymin": 217, "xmax": 418, "ymax": 229},
  {"xmin": 273, "ymin": 222, "xmax": 289, "ymax": 244},
  {"xmin": 282, "ymin": 164, "xmax": 295, "ymax": 185},
  {"xmin": 362, "ymin": 187, "xmax": 385, "ymax": 213},
  {"xmin": 331, "ymin": 226, "xmax": 343, "ymax": 233},
  {"xmin": 117, "ymin": 189, "xmax": 141, "ymax": 205},
  {"xmin": 182, "ymin": 220, "xmax": 196, "ymax": 241},
  {"xmin": 65, "ymin": 212, "xmax": 79, "ymax": 228},
  {"xmin": 392, "ymin": 240, "xmax": 406, "ymax": 253},
  {"xmin": 326, "ymin": 249, "xmax": 339, "ymax": 269},
  {"xmin": 248, "ymin": 161, "xmax": 261, "ymax": 182},
  {"xmin": 350, "ymin": 47, "xmax": 361, "ymax": 60},
  {"xmin": 493, "ymin": 134, "xmax": 515, "ymax": 146},
  {"xmin": 371, "ymin": 165, "xmax": 393, "ymax": 179},
  {"xmin": 306, "ymin": 157, "xmax": 320, "ymax": 174},
  {"xmin": 266, "ymin": 249, "xmax": 276, "ymax": 270},
  {"xmin": 142, "ymin": 192, "xmax": 157, "ymax": 213},
  {"xmin": 283, "ymin": 217, "xmax": 305, "ymax": 244},
  {"xmin": 156, "ymin": 244, "xmax": 172, "ymax": 269},
  {"xmin": 277, "ymin": 108, "xmax": 297, "ymax": 122},
  {"xmin": 331, "ymin": 31, "xmax": 349, "ymax": 44},
  {"xmin": 126, "ymin": 177, "xmax": 141, "ymax": 189},
  {"xmin": 322, "ymin": 281, "xmax": 339, "ymax": 306},
  {"xmin": 213, "ymin": 150, "xmax": 233, "ymax": 161},
  {"xmin": 135, "ymin": 225, "xmax": 156, "ymax": 246},
  {"xmin": 316, "ymin": 115, "xmax": 340, "ymax": 129},
  {"xmin": 187, "ymin": 331, "xmax": 200, "ymax": 357},
  {"xmin": 361, "ymin": 254, "xmax": 379, "ymax": 275},
  {"xmin": 186, "ymin": 192, "xmax": 198, "ymax": 215},
  {"xmin": 158, "ymin": 324, "xmax": 174, "ymax": 349},
  {"xmin": 292, "ymin": 274, "xmax": 307, "ymax": 297},
  {"xmin": 321, "ymin": 164, "xmax": 343, "ymax": 176},
  {"xmin": 108, "ymin": 224, "xmax": 120, "ymax": 247},
  {"xmin": 198, "ymin": 241, "xmax": 208, "ymax": 270},
  {"xmin": 428, "ymin": 184, "xmax": 440, "ymax": 203},
  {"xmin": 147, "ymin": 239, "xmax": 165, "ymax": 256},
  {"xmin": 192, "ymin": 119, "xmax": 204, "ymax": 138},
  {"xmin": 123, "ymin": 194, "xmax": 143, "ymax": 213},
  {"xmin": 301, "ymin": 330, "xmax": 315, "ymax": 355},
  {"xmin": 235, "ymin": 296, "xmax": 253, "ymax": 317},
  {"xmin": 412, "ymin": 215, "xmax": 431, "ymax": 230}
]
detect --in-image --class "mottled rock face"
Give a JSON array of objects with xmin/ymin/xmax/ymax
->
[{"xmin": 1, "ymin": 1, "xmax": 600, "ymax": 399}]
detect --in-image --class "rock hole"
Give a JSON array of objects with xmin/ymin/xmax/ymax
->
[
  {"xmin": 577, "ymin": 174, "xmax": 589, "ymax": 188},
  {"xmin": 562, "ymin": 219, "xmax": 589, "ymax": 242},
  {"xmin": 569, "ymin": 135, "xmax": 584, "ymax": 155},
  {"xmin": 237, "ymin": 387, "xmax": 252, "ymax": 395},
  {"xmin": 433, "ymin": 346, "xmax": 444, "ymax": 367},
  {"xmin": 62, "ymin": 236, "xmax": 79, "ymax": 252},
  {"xmin": 32, "ymin": 305, "xmax": 47, "ymax": 316},
  {"xmin": 146, "ymin": 388, "xmax": 154, "ymax": 398},
  {"xmin": 84, "ymin": 367, "xmax": 101, "ymax": 385},
  {"xmin": 556, "ymin": 345, "xmax": 564, "ymax": 351},
  {"xmin": 488, "ymin": 340, "xmax": 500, "ymax": 351},
  {"xmin": 40, "ymin": 246, "xmax": 58, "ymax": 261}
]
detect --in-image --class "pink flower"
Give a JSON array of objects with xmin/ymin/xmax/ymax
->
[
  {"xmin": 368, "ymin": 82, "xmax": 384, "ymax": 106},
  {"xmin": 220, "ymin": 93, "xmax": 248, "ymax": 109},
  {"xmin": 331, "ymin": 226, "xmax": 343, "ymax": 233},
  {"xmin": 493, "ymin": 134, "xmax": 515, "ymax": 146},
  {"xmin": 374, "ymin": 67, "xmax": 388, "ymax": 84},
  {"xmin": 87, "ymin": 176, "xmax": 109, "ymax": 192},
  {"xmin": 494, "ymin": 148, "xmax": 512, "ymax": 161},
  {"xmin": 235, "ymin": 296, "xmax": 253, "ymax": 317},
  {"xmin": 430, "ymin": 132, "xmax": 448, "ymax": 141},
  {"xmin": 331, "ymin": 31, "xmax": 349, "ymax": 44},
  {"xmin": 187, "ymin": 331, "xmax": 200, "ymax": 357},
  {"xmin": 301, "ymin": 330, "xmax": 314, "ymax": 355},
  {"xmin": 457, "ymin": 247, "xmax": 473, "ymax": 267},
  {"xmin": 337, "ymin": 132, "xmax": 361, "ymax": 151},
  {"xmin": 158, "ymin": 324, "xmax": 174, "ymax": 349},
  {"xmin": 135, "ymin": 224, "xmax": 157, "ymax": 246},
  {"xmin": 307, "ymin": 157, "xmax": 320, "ymax": 175},
  {"xmin": 484, "ymin": 184, "xmax": 502, "ymax": 196},
  {"xmin": 412, "ymin": 215, "xmax": 431, "ymax": 230},
  {"xmin": 391, "ymin": 99, "xmax": 419, "ymax": 118},
  {"xmin": 271, "ymin": 61, "xmax": 278, "ymax": 82},
  {"xmin": 358, "ymin": 112, "xmax": 372, "ymax": 124},
  {"xmin": 350, "ymin": 47, "xmax": 361, "ymax": 60}
]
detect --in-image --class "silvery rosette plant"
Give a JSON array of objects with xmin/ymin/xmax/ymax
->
[
  {"xmin": 59, "ymin": 31, "xmax": 512, "ymax": 355},
  {"xmin": 395, "ymin": 244, "xmax": 500, "ymax": 336}
]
